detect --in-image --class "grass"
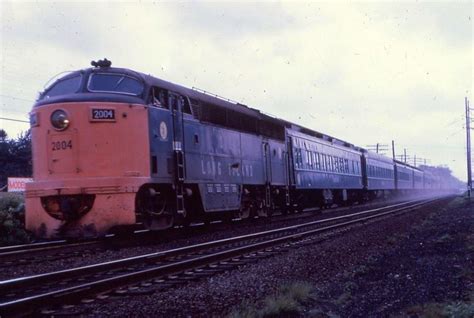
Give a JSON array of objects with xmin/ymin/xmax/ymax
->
[
  {"xmin": 435, "ymin": 233, "xmax": 454, "ymax": 244},
  {"xmin": 229, "ymin": 281, "xmax": 313, "ymax": 318},
  {"xmin": 405, "ymin": 301, "xmax": 474, "ymax": 318}
]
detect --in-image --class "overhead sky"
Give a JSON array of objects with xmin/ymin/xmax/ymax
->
[{"xmin": 0, "ymin": 1, "xmax": 472, "ymax": 181}]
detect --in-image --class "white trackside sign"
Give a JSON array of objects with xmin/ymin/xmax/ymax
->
[{"xmin": 7, "ymin": 178, "xmax": 33, "ymax": 192}]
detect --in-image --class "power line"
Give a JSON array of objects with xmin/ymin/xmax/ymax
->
[
  {"xmin": 445, "ymin": 128, "xmax": 465, "ymax": 140},
  {"xmin": 0, "ymin": 94, "xmax": 35, "ymax": 103},
  {"xmin": 444, "ymin": 116, "xmax": 465, "ymax": 127},
  {"xmin": 0, "ymin": 117, "xmax": 29, "ymax": 124},
  {"xmin": 0, "ymin": 108, "xmax": 29, "ymax": 115}
]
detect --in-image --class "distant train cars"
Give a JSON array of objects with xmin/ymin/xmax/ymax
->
[
  {"xmin": 25, "ymin": 59, "xmax": 454, "ymax": 238},
  {"xmin": 363, "ymin": 151, "xmax": 395, "ymax": 195}
]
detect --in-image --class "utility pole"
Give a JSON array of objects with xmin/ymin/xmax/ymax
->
[
  {"xmin": 392, "ymin": 140, "xmax": 396, "ymax": 160},
  {"xmin": 404, "ymin": 148, "xmax": 407, "ymax": 163},
  {"xmin": 466, "ymin": 97, "xmax": 472, "ymax": 198},
  {"xmin": 366, "ymin": 143, "xmax": 388, "ymax": 154},
  {"xmin": 392, "ymin": 140, "xmax": 397, "ymax": 190}
]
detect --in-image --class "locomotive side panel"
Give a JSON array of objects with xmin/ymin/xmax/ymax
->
[
  {"xmin": 267, "ymin": 139, "xmax": 287, "ymax": 186},
  {"xmin": 148, "ymin": 106, "xmax": 174, "ymax": 182},
  {"xmin": 184, "ymin": 122, "xmax": 248, "ymax": 212},
  {"xmin": 184, "ymin": 122, "xmax": 245, "ymax": 183},
  {"xmin": 240, "ymin": 133, "xmax": 265, "ymax": 185}
]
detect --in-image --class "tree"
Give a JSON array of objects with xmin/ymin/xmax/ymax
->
[
  {"xmin": 0, "ymin": 129, "xmax": 7, "ymax": 142},
  {"xmin": 0, "ymin": 130, "xmax": 32, "ymax": 187}
]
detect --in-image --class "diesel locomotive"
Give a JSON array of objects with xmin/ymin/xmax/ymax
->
[{"xmin": 25, "ymin": 59, "xmax": 444, "ymax": 238}]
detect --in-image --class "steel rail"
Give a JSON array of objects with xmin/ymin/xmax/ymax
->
[
  {"xmin": 0, "ymin": 240, "xmax": 66, "ymax": 253},
  {"xmin": 0, "ymin": 240, "xmax": 100, "ymax": 258},
  {"xmin": 0, "ymin": 197, "xmax": 445, "ymax": 316},
  {"xmin": 0, "ymin": 198, "xmax": 413, "ymax": 261},
  {"xmin": 0, "ymin": 230, "xmax": 148, "ymax": 264}
]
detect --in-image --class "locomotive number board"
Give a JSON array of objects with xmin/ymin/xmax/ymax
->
[{"xmin": 89, "ymin": 107, "xmax": 116, "ymax": 122}]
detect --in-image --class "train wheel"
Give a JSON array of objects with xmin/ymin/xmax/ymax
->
[
  {"xmin": 237, "ymin": 203, "xmax": 253, "ymax": 220},
  {"xmin": 143, "ymin": 207, "xmax": 174, "ymax": 231},
  {"xmin": 256, "ymin": 201, "xmax": 272, "ymax": 218},
  {"xmin": 140, "ymin": 188, "xmax": 174, "ymax": 231}
]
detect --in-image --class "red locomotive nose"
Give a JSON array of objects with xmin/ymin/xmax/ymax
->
[{"xmin": 26, "ymin": 100, "xmax": 150, "ymax": 238}]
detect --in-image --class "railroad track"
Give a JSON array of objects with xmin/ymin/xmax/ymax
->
[
  {"xmin": 0, "ymin": 198, "xmax": 409, "ymax": 269},
  {"xmin": 0, "ymin": 196, "xmax": 446, "ymax": 317}
]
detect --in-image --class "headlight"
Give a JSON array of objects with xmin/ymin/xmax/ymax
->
[{"xmin": 50, "ymin": 110, "xmax": 70, "ymax": 130}]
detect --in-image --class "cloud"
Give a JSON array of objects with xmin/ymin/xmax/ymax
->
[
  {"xmin": 0, "ymin": 1, "xmax": 472, "ymax": 180},
  {"xmin": 167, "ymin": 2, "xmax": 300, "ymax": 39}
]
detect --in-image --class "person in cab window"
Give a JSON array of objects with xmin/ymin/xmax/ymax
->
[
  {"xmin": 153, "ymin": 95, "xmax": 161, "ymax": 107},
  {"xmin": 158, "ymin": 90, "xmax": 167, "ymax": 108},
  {"xmin": 151, "ymin": 88, "xmax": 164, "ymax": 108}
]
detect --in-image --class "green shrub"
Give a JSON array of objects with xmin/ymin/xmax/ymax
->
[
  {"xmin": 0, "ymin": 192, "xmax": 24, "ymax": 211},
  {"xmin": 0, "ymin": 193, "xmax": 31, "ymax": 246},
  {"xmin": 443, "ymin": 301, "xmax": 474, "ymax": 318}
]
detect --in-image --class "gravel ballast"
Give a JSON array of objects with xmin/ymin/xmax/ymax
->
[{"xmin": 72, "ymin": 195, "xmax": 473, "ymax": 317}]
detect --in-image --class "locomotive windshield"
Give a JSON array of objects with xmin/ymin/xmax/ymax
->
[
  {"xmin": 42, "ymin": 74, "xmax": 82, "ymax": 99},
  {"xmin": 87, "ymin": 73, "xmax": 144, "ymax": 96}
]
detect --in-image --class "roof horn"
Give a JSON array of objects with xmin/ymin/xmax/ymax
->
[{"xmin": 91, "ymin": 58, "xmax": 112, "ymax": 68}]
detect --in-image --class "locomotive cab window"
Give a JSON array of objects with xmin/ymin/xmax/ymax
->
[
  {"xmin": 42, "ymin": 74, "xmax": 82, "ymax": 99},
  {"xmin": 88, "ymin": 73, "xmax": 144, "ymax": 96},
  {"xmin": 150, "ymin": 87, "xmax": 168, "ymax": 108},
  {"xmin": 183, "ymin": 97, "xmax": 192, "ymax": 115}
]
